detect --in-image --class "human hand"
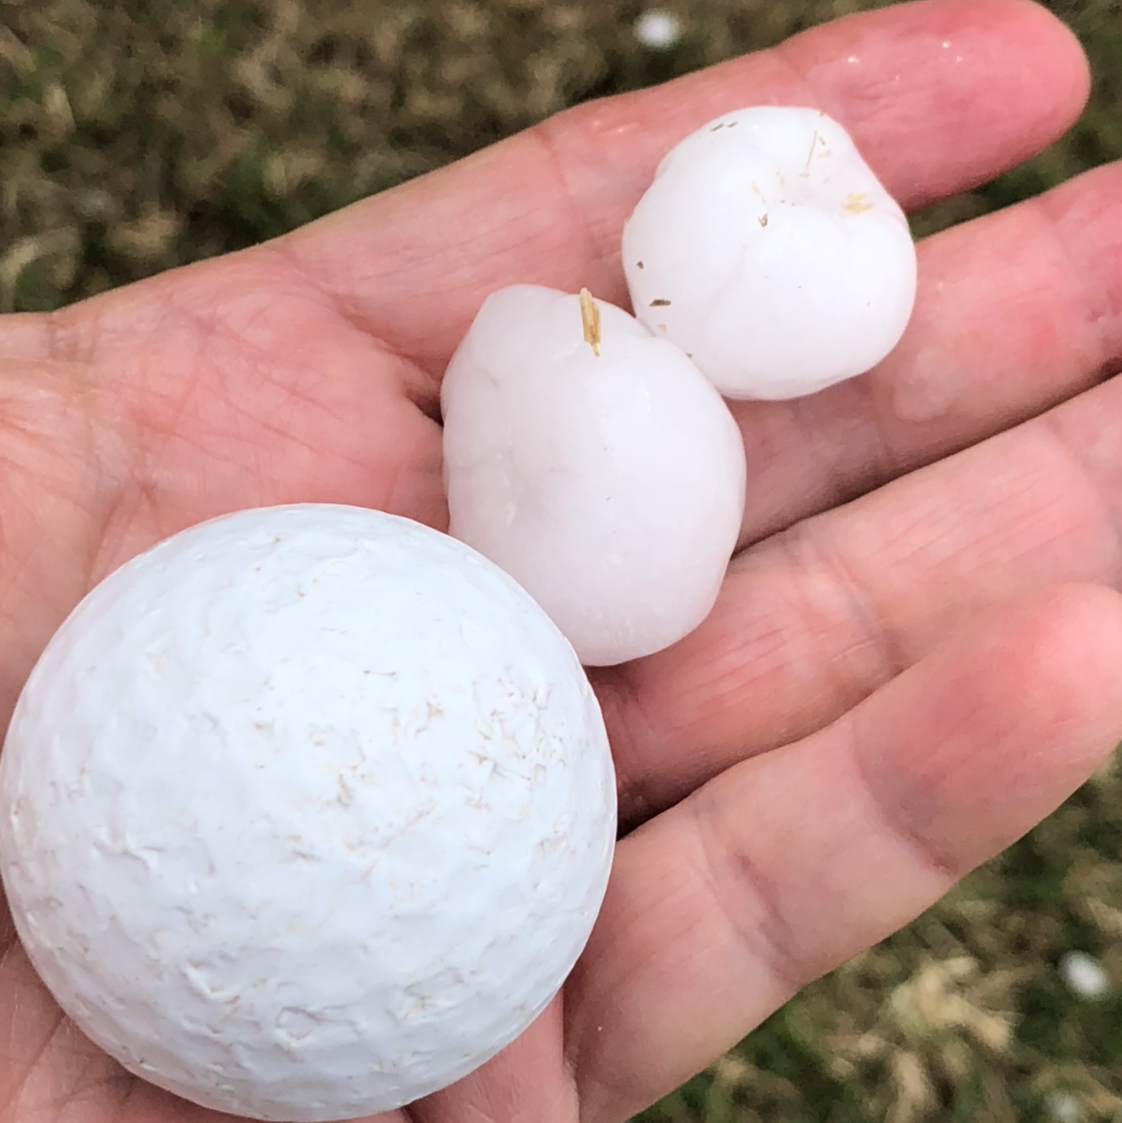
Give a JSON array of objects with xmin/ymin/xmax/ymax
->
[{"xmin": 2, "ymin": 1, "xmax": 1121, "ymax": 1120}]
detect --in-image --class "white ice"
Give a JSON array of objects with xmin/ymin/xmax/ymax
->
[
  {"xmin": 634, "ymin": 10, "xmax": 683, "ymax": 50},
  {"xmin": 623, "ymin": 105, "xmax": 918, "ymax": 399},
  {"xmin": 442, "ymin": 285, "xmax": 746, "ymax": 666},
  {"xmin": 1059, "ymin": 951, "xmax": 1111, "ymax": 1000}
]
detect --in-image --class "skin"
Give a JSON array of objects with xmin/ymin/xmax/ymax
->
[{"xmin": 1, "ymin": 0, "xmax": 1121, "ymax": 1120}]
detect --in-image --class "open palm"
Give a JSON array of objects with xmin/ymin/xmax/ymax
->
[{"xmin": 3, "ymin": 2, "xmax": 1122, "ymax": 1121}]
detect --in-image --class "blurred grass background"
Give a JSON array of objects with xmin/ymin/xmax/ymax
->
[{"xmin": 0, "ymin": 0, "xmax": 1119, "ymax": 1119}]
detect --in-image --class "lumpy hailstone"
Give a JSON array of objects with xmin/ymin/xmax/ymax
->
[
  {"xmin": 442, "ymin": 284, "xmax": 747, "ymax": 666},
  {"xmin": 624, "ymin": 106, "xmax": 918, "ymax": 399},
  {"xmin": 0, "ymin": 505, "xmax": 616, "ymax": 1122}
]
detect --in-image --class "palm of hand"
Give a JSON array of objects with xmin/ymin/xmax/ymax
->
[{"xmin": 3, "ymin": 4, "xmax": 1122, "ymax": 1122}]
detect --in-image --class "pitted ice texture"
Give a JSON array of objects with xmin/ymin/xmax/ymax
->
[
  {"xmin": 441, "ymin": 284, "xmax": 747, "ymax": 666},
  {"xmin": 623, "ymin": 105, "xmax": 918, "ymax": 400},
  {"xmin": 0, "ymin": 504, "xmax": 616, "ymax": 1122}
]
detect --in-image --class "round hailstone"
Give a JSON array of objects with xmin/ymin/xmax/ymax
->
[
  {"xmin": 634, "ymin": 9, "xmax": 684, "ymax": 50},
  {"xmin": 1059, "ymin": 951, "xmax": 1111, "ymax": 1000},
  {"xmin": 442, "ymin": 284, "xmax": 747, "ymax": 667},
  {"xmin": 623, "ymin": 105, "xmax": 918, "ymax": 399},
  {"xmin": 0, "ymin": 505, "xmax": 616, "ymax": 1122}
]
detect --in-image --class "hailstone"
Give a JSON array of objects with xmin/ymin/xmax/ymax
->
[
  {"xmin": 441, "ymin": 284, "xmax": 747, "ymax": 666},
  {"xmin": 623, "ymin": 105, "xmax": 918, "ymax": 399},
  {"xmin": 0, "ymin": 504, "xmax": 616, "ymax": 1122}
]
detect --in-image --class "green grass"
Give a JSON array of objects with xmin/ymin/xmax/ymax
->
[{"xmin": 0, "ymin": 1, "xmax": 1120, "ymax": 1119}]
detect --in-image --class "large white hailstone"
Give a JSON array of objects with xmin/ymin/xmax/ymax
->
[
  {"xmin": 623, "ymin": 105, "xmax": 918, "ymax": 399},
  {"xmin": 0, "ymin": 505, "xmax": 616, "ymax": 1122},
  {"xmin": 442, "ymin": 284, "xmax": 747, "ymax": 666}
]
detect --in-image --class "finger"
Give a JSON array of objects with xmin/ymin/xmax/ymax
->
[
  {"xmin": 597, "ymin": 359, "xmax": 1122, "ymax": 826},
  {"xmin": 570, "ymin": 584, "xmax": 1122, "ymax": 1123},
  {"xmin": 732, "ymin": 161, "xmax": 1122, "ymax": 544},
  {"xmin": 278, "ymin": 0, "xmax": 1088, "ymax": 372}
]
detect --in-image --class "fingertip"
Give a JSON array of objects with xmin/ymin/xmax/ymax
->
[
  {"xmin": 784, "ymin": 0, "xmax": 1092, "ymax": 206},
  {"xmin": 1007, "ymin": 0, "xmax": 1093, "ymax": 128},
  {"xmin": 1008, "ymin": 582, "xmax": 1122, "ymax": 756}
]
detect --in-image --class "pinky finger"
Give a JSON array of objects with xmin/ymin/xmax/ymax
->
[{"xmin": 566, "ymin": 583, "xmax": 1122, "ymax": 1123}]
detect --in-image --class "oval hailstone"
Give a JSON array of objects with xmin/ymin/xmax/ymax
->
[
  {"xmin": 0, "ymin": 505, "xmax": 616, "ymax": 1122},
  {"xmin": 442, "ymin": 284, "xmax": 747, "ymax": 667},
  {"xmin": 623, "ymin": 105, "xmax": 918, "ymax": 399}
]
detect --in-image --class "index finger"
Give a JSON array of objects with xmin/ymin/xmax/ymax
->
[{"xmin": 278, "ymin": 0, "xmax": 1088, "ymax": 372}]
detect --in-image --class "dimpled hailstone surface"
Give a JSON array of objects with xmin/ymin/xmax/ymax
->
[
  {"xmin": 442, "ymin": 284, "xmax": 747, "ymax": 667},
  {"xmin": 0, "ymin": 504, "xmax": 616, "ymax": 1122},
  {"xmin": 623, "ymin": 105, "xmax": 918, "ymax": 400}
]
